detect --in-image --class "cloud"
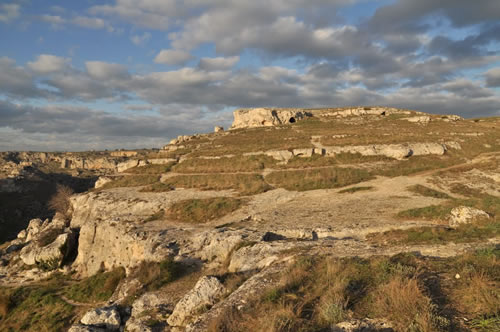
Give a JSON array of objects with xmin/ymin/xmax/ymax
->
[
  {"xmin": 484, "ymin": 67, "xmax": 500, "ymax": 87},
  {"xmin": 198, "ymin": 56, "xmax": 239, "ymax": 71},
  {"xmin": 85, "ymin": 61, "xmax": 130, "ymax": 80},
  {"xmin": 0, "ymin": 57, "xmax": 41, "ymax": 98},
  {"xmin": 27, "ymin": 54, "xmax": 71, "ymax": 74},
  {"xmin": 90, "ymin": 0, "xmax": 183, "ymax": 30},
  {"xmin": 0, "ymin": 3, "xmax": 20, "ymax": 23},
  {"xmin": 39, "ymin": 14, "xmax": 66, "ymax": 26},
  {"xmin": 124, "ymin": 104, "xmax": 154, "ymax": 111},
  {"xmin": 72, "ymin": 16, "xmax": 114, "ymax": 32},
  {"xmin": 131, "ymin": 32, "xmax": 151, "ymax": 46},
  {"xmin": 154, "ymin": 49, "xmax": 193, "ymax": 65}
]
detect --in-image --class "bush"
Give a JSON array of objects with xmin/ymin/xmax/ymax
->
[{"xmin": 48, "ymin": 184, "xmax": 73, "ymax": 217}]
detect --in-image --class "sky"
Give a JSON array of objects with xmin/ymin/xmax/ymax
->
[{"xmin": 0, "ymin": 0, "xmax": 499, "ymax": 151}]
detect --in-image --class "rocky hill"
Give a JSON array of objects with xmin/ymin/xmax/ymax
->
[{"xmin": 0, "ymin": 106, "xmax": 498, "ymax": 332}]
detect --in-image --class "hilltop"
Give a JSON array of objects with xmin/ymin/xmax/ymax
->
[{"xmin": 0, "ymin": 106, "xmax": 499, "ymax": 331}]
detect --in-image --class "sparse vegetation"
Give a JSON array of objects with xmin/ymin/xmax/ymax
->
[
  {"xmin": 173, "ymin": 155, "xmax": 275, "ymax": 173},
  {"xmin": 338, "ymin": 186, "xmax": 373, "ymax": 194},
  {"xmin": 63, "ymin": 268, "xmax": 125, "ymax": 303},
  {"xmin": 159, "ymin": 174, "xmax": 271, "ymax": 195},
  {"xmin": 166, "ymin": 197, "xmax": 244, "ymax": 223},
  {"xmin": 132, "ymin": 258, "xmax": 184, "ymax": 291},
  {"xmin": 209, "ymin": 248, "xmax": 499, "ymax": 332},
  {"xmin": 127, "ymin": 162, "xmax": 176, "ymax": 174},
  {"xmin": 266, "ymin": 167, "xmax": 373, "ymax": 191},
  {"xmin": 99, "ymin": 175, "xmax": 160, "ymax": 189},
  {"xmin": 407, "ymin": 184, "xmax": 451, "ymax": 199},
  {"xmin": 48, "ymin": 184, "xmax": 74, "ymax": 217}
]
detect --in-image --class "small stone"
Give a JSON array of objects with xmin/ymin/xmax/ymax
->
[{"xmin": 455, "ymin": 273, "xmax": 460, "ymax": 279}]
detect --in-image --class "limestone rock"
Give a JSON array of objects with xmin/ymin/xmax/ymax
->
[
  {"xmin": 405, "ymin": 116, "xmax": 430, "ymax": 124},
  {"xmin": 94, "ymin": 176, "xmax": 113, "ymax": 189},
  {"xmin": 25, "ymin": 218, "xmax": 43, "ymax": 242},
  {"xmin": 80, "ymin": 306, "xmax": 121, "ymax": 330},
  {"xmin": 117, "ymin": 159, "xmax": 139, "ymax": 172},
  {"xmin": 293, "ymin": 148, "xmax": 314, "ymax": 158},
  {"xmin": 167, "ymin": 276, "xmax": 225, "ymax": 327},
  {"xmin": 333, "ymin": 319, "xmax": 393, "ymax": 332},
  {"xmin": 68, "ymin": 324, "xmax": 107, "ymax": 332},
  {"xmin": 20, "ymin": 231, "xmax": 75, "ymax": 268},
  {"xmin": 228, "ymin": 242, "xmax": 295, "ymax": 273},
  {"xmin": 231, "ymin": 108, "xmax": 309, "ymax": 129},
  {"xmin": 214, "ymin": 126, "xmax": 224, "ymax": 133},
  {"xmin": 132, "ymin": 292, "xmax": 165, "ymax": 316},
  {"xmin": 265, "ymin": 150, "xmax": 293, "ymax": 162},
  {"xmin": 409, "ymin": 143, "xmax": 446, "ymax": 156},
  {"xmin": 449, "ymin": 206, "xmax": 489, "ymax": 227},
  {"xmin": 109, "ymin": 278, "xmax": 142, "ymax": 304},
  {"xmin": 125, "ymin": 318, "xmax": 154, "ymax": 332},
  {"xmin": 182, "ymin": 229, "xmax": 244, "ymax": 266}
]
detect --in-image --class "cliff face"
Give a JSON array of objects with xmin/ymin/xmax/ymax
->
[{"xmin": 230, "ymin": 107, "xmax": 310, "ymax": 129}]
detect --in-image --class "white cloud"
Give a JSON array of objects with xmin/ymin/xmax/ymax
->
[
  {"xmin": 198, "ymin": 56, "xmax": 239, "ymax": 71},
  {"xmin": 0, "ymin": 3, "xmax": 20, "ymax": 23},
  {"xmin": 72, "ymin": 16, "xmax": 114, "ymax": 32},
  {"xmin": 39, "ymin": 14, "xmax": 66, "ymax": 25},
  {"xmin": 154, "ymin": 49, "xmax": 193, "ymax": 65},
  {"xmin": 131, "ymin": 32, "xmax": 151, "ymax": 46},
  {"xmin": 27, "ymin": 54, "xmax": 70, "ymax": 74}
]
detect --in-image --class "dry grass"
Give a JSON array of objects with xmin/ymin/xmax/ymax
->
[
  {"xmin": 173, "ymin": 155, "xmax": 275, "ymax": 173},
  {"xmin": 266, "ymin": 167, "xmax": 373, "ymax": 191},
  {"xmin": 166, "ymin": 197, "xmax": 243, "ymax": 223},
  {"xmin": 48, "ymin": 184, "xmax": 73, "ymax": 217},
  {"xmin": 132, "ymin": 258, "xmax": 184, "ymax": 291},
  {"xmin": 206, "ymin": 248, "xmax": 500, "ymax": 332},
  {"xmin": 407, "ymin": 184, "xmax": 451, "ymax": 199},
  {"xmin": 372, "ymin": 276, "xmax": 435, "ymax": 332},
  {"xmin": 338, "ymin": 186, "xmax": 374, "ymax": 194},
  {"xmin": 127, "ymin": 162, "xmax": 176, "ymax": 174},
  {"xmin": 63, "ymin": 268, "xmax": 125, "ymax": 303},
  {"xmin": 99, "ymin": 175, "xmax": 160, "ymax": 189},
  {"xmin": 161, "ymin": 174, "xmax": 271, "ymax": 195},
  {"xmin": 453, "ymin": 272, "xmax": 499, "ymax": 318}
]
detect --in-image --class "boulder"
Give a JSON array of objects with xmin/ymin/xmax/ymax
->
[
  {"xmin": 80, "ymin": 306, "xmax": 121, "ymax": 330},
  {"xmin": 409, "ymin": 143, "xmax": 446, "ymax": 156},
  {"xmin": 167, "ymin": 276, "xmax": 226, "ymax": 327},
  {"xmin": 125, "ymin": 318, "xmax": 154, "ymax": 332},
  {"xmin": 214, "ymin": 126, "xmax": 224, "ymax": 133},
  {"xmin": 449, "ymin": 206, "xmax": 489, "ymax": 227},
  {"xmin": 20, "ymin": 231, "xmax": 75, "ymax": 268},
  {"xmin": 132, "ymin": 292, "xmax": 165, "ymax": 316},
  {"xmin": 333, "ymin": 319, "xmax": 393, "ymax": 332}
]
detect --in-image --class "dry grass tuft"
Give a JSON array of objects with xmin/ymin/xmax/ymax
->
[
  {"xmin": 48, "ymin": 184, "xmax": 73, "ymax": 217},
  {"xmin": 173, "ymin": 155, "xmax": 275, "ymax": 173},
  {"xmin": 100, "ymin": 175, "xmax": 160, "ymax": 189},
  {"xmin": 453, "ymin": 271, "xmax": 499, "ymax": 317},
  {"xmin": 372, "ymin": 276, "xmax": 435, "ymax": 332}
]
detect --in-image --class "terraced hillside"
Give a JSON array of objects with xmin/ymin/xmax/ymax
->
[{"xmin": 0, "ymin": 107, "xmax": 498, "ymax": 332}]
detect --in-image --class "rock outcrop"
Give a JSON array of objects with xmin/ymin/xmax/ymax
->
[
  {"xmin": 79, "ymin": 306, "xmax": 121, "ymax": 331},
  {"xmin": 167, "ymin": 276, "xmax": 226, "ymax": 327},
  {"xmin": 231, "ymin": 108, "xmax": 310, "ymax": 129},
  {"xmin": 449, "ymin": 206, "xmax": 489, "ymax": 227}
]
